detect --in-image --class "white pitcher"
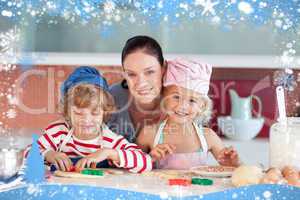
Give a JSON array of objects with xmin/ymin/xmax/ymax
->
[{"xmin": 229, "ymin": 89, "xmax": 262, "ymax": 120}]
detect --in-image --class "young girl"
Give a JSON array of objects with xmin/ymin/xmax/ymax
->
[
  {"xmin": 136, "ymin": 58, "xmax": 240, "ymax": 169},
  {"xmin": 37, "ymin": 66, "xmax": 152, "ymax": 173}
]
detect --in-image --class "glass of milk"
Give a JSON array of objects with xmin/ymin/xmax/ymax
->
[{"xmin": 269, "ymin": 117, "xmax": 300, "ymax": 170}]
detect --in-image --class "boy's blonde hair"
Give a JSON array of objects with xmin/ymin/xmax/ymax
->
[{"xmin": 60, "ymin": 84, "xmax": 116, "ymax": 127}]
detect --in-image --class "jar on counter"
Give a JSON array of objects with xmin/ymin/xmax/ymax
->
[{"xmin": 269, "ymin": 117, "xmax": 300, "ymax": 170}]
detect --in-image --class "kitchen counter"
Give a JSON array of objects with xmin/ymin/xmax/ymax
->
[
  {"xmin": 48, "ymin": 170, "xmax": 233, "ymax": 197},
  {"xmin": 1, "ymin": 137, "xmax": 299, "ymax": 199},
  {"xmin": 207, "ymin": 138, "xmax": 269, "ymax": 168}
]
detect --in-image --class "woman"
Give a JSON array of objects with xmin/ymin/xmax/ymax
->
[{"xmin": 108, "ymin": 35, "xmax": 166, "ymax": 142}]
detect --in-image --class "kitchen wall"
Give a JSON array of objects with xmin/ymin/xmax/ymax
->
[
  {"xmin": 1, "ymin": 8, "xmax": 299, "ymax": 138},
  {"xmin": 2, "ymin": 65, "xmax": 299, "ymax": 138}
]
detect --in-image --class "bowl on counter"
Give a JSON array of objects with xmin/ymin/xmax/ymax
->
[
  {"xmin": 0, "ymin": 148, "xmax": 24, "ymax": 181},
  {"xmin": 217, "ymin": 116, "xmax": 264, "ymax": 140}
]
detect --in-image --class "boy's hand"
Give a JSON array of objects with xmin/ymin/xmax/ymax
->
[
  {"xmin": 150, "ymin": 143, "xmax": 176, "ymax": 162},
  {"xmin": 75, "ymin": 148, "xmax": 119, "ymax": 171},
  {"xmin": 45, "ymin": 150, "xmax": 73, "ymax": 172},
  {"xmin": 217, "ymin": 146, "xmax": 240, "ymax": 167}
]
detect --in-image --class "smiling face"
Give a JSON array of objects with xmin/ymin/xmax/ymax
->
[
  {"xmin": 162, "ymin": 85, "xmax": 207, "ymax": 124},
  {"xmin": 123, "ymin": 51, "xmax": 164, "ymax": 104}
]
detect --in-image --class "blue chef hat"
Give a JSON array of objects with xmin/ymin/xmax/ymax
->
[{"xmin": 60, "ymin": 66, "xmax": 109, "ymax": 97}]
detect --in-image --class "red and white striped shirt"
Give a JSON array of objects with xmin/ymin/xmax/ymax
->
[{"xmin": 37, "ymin": 120, "xmax": 152, "ymax": 173}]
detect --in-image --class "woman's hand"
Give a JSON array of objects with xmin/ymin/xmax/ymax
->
[
  {"xmin": 45, "ymin": 150, "xmax": 73, "ymax": 172},
  {"xmin": 217, "ymin": 146, "xmax": 240, "ymax": 167},
  {"xmin": 75, "ymin": 148, "xmax": 119, "ymax": 171},
  {"xmin": 150, "ymin": 143, "xmax": 176, "ymax": 162}
]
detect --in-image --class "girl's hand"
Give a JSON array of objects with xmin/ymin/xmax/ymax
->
[
  {"xmin": 45, "ymin": 150, "xmax": 73, "ymax": 172},
  {"xmin": 150, "ymin": 143, "xmax": 176, "ymax": 162},
  {"xmin": 75, "ymin": 148, "xmax": 119, "ymax": 171},
  {"xmin": 217, "ymin": 146, "xmax": 240, "ymax": 167}
]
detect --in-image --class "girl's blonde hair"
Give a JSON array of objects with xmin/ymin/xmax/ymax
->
[
  {"xmin": 59, "ymin": 84, "xmax": 116, "ymax": 127},
  {"xmin": 193, "ymin": 96, "xmax": 213, "ymax": 127}
]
